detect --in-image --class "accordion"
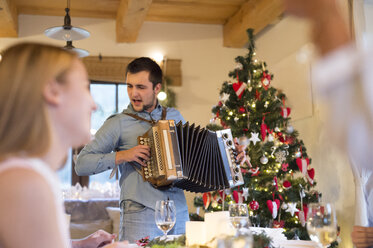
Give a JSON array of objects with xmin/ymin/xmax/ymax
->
[{"xmin": 137, "ymin": 120, "xmax": 244, "ymax": 193}]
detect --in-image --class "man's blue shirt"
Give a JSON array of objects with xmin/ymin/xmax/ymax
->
[{"xmin": 76, "ymin": 103, "xmax": 188, "ymax": 213}]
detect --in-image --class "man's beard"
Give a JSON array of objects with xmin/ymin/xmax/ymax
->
[{"xmin": 141, "ymin": 93, "xmax": 157, "ymax": 112}]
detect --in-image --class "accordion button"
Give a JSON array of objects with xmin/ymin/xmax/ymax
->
[
  {"xmin": 234, "ymin": 167, "xmax": 240, "ymax": 173},
  {"xmin": 226, "ymin": 140, "xmax": 232, "ymax": 146},
  {"xmin": 223, "ymin": 133, "xmax": 228, "ymax": 139},
  {"xmin": 234, "ymin": 175, "xmax": 239, "ymax": 181}
]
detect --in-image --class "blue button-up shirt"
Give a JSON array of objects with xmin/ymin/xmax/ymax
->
[{"xmin": 75, "ymin": 104, "xmax": 188, "ymax": 213}]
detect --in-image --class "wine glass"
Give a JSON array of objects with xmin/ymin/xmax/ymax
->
[
  {"xmin": 155, "ymin": 200, "xmax": 176, "ymax": 240},
  {"xmin": 307, "ymin": 203, "xmax": 337, "ymax": 248},
  {"xmin": 228, "ymin": 203, "xmax": 251, "ymax": 236}
]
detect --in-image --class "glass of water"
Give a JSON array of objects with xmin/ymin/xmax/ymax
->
[
  {"xmin": 228, "ymin": 203, "xmax": 250, "ymax": 236},
  {"xmin": 307, "ymin": 203, "xmax": 337, "ymax": 248},
  {"xmin": 155, "ymin": 200, "xmax": 176, "ymax": 240}
]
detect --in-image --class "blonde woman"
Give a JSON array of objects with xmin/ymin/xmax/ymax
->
[{"xmin": 0, "ymin": 43, "xmax": 129, "ymax": 248}]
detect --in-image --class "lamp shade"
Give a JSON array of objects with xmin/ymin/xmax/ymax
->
[
  {"xmin": 45, "ymin": 26, "xmax": 90, "ymax": 41},
  {"xmin": 44, "ymin": 8, "xmax": 90, "ymax": 41},
  {"xmin": 64, "ymin": 41, "xmax": 90, "ymax": 58}
]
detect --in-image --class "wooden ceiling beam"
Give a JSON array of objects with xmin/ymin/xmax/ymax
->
[
  {"xmin": 0, "ymin": 0, "xmax": 18, "ymax": 37},
  {"xmin": 116, "ymin": 0, "xmax": 152, "ymax": 43},
  {"xmin": 223, "ymin": 0, "xmax": 284, "ymax": 48}
]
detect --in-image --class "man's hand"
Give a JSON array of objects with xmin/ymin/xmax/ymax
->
[
  {"xmin": 351, "ymin": 226, "xmax": 373, "ymax": 248},
  {"xmin": 234, "ymin": 137, "xmax": 247, "ymax": 166},
  {"xmin": 115, "ymin": 145, "xmax": 150, "ymax": 167}
]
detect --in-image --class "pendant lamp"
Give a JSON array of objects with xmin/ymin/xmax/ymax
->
[
  {"xmin": 64, "ymin": 41, "xmax": 90, "ymax": 58},
  {"xmin": 44, "ymin": 0, "xmax": 90, "ymax": 41}
]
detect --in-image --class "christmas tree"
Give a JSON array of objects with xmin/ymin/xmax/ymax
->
[{"xmin": 193, "ymin": 29, "xmax": 322, "ymax": 240}]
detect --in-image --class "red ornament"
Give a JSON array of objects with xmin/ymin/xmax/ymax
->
[
  {"xmin": 255, "ymin": 89, "xmax": 261, "ymax": 100},
  {"xmin": 306, "ymin": 168, "xmax": 315, "ymax": 185},
  {"xmin": 216, "ymin": 110, "xmax": 220, "ymax": 118},
  {"xmin": 233, "ymin": 190, "xmax": 243, "ymax": 203},
  {"xmin": 267, "ymin": 199, "xmax": 280, "ymax": 219},
  {"xmin": 219, "ymin": 190, "xmax": 227, "ymax": 201},
  {"xmin": 296, "ymin": 157, "xmax": 310, "ymax": 175},
  {"xmin": 218, "ymin": 101, "xmax": 223, "ymax": 107},
  {"xmin": 239, "ymin": 107, "xmax": 246, "ymax": 113},
  {"xmin": 283, "ymin": 180, "xmax": 292, "ymax": 189},
  {"xmin": 203, "ymin": 192, "xmax": 211, "ymax": 209},
  {"xmin": 261, "ymin": 122, "xmax": 268, "ymax": 141},
  {"xmin": 243, "ymin": 128, "xmax": 249, "ymax": 132},
  {"xmin": 261, "ymin": 72, "xmax": 271, "ymax": 90},
  {"xmin": 281, "ymin": 163, "xmax": 289, "ymax": 172},
  {"xmin": 249, "ymin": 200, "xmax": 259, "ymax": 210},
  {"xmin": 281, "ymin": 107, "xmax": 291, "ymax": 118},
  {"xmin": 232, "ymin": 81, "xmax": 247, "ymax": 99},
  {"xmin": 273, "ymin": 220, "xmax": 285, "ymax": 228}
]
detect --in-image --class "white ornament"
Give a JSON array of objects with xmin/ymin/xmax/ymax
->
[
  {"xmin": 234, "ymin": 117, "xmax": 239, "ymax": 122},
  {"xmin": 286, "ymin": 125, "xmax": 294, "ymax": 134},
  {"xmin": 260, "ymin": 155, "xmax": 268, "ymax": 164},
  {"xmin": 242, "ymin": 188, "xmax": 249, "ymax": 201},
  {"xmin": 281, "ymin": 202, "xmax": 288, "ymax": 210},
  {"xmin": 268, "ymin": 134, "xmax": 274, "ymax": 142},
  {"xmin": 274, "ymin": 127, "xmax": 280, "ymax": 132},
  {"xmin": 299, "ymin": 210, "xmax": 306, "ymax": 227},
  {"xmin": 248, "ymin": 87, "xmax": 253, "ymax": 92},
  {"xmin": 275, "ymin": 150, "xmax": 287, "ymax": 163},
  {"xmin": 220, "ymin": 93, "xmax": 230, "ymax": 103},
  {"xmin": 249, "ymin": 132, "xmax": 261, "ymax": 145},
  {"xmin": 285, "ymin": 202, "xmax": 299, "ymax": 216},
  {"xmin": 211, "ymin": 201, "xmax": 218, "ymax": 208},
  {"xmin": 235, "ymin": 62, "xmax": 243, "ymax": 70}
]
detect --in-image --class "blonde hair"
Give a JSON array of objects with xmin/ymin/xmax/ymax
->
[{"xmin": 0, "ymin": 43, "xmax": 78, "ymax": 161}]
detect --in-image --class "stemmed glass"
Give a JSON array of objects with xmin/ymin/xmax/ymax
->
[
  {"xmin": 155, "ymin": 200, "xmax": 176, "ymax": 240},
  {"xmin": 228, "ymin": 203, "xmax": 251, "ymax": 236},
  {"xmin": 307, "ymin": 203, "xmax": 337, "ymax": 248}
]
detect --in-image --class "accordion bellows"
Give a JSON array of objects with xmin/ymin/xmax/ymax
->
[{"xmin": 138, "ymin": 120, "xmax": 244, "ymax": 193}]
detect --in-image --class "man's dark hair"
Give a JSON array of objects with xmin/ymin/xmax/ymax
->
[{"xmin": 126, "ymin": 57, "xmax": 162, "ymax": 88}]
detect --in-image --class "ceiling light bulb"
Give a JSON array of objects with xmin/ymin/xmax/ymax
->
[{"xmin": 153, "ymin": 53, "xmax": 164, "ymax": 64}]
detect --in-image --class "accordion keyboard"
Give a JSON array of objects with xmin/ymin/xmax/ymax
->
[{"xmin": 139, "ymin": 137, "xmax": 153, "ymax": 179}]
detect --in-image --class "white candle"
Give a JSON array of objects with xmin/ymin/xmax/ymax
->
[{"xmin": 186, "ymin": 221, "xmax": 207, "ymax": 246}]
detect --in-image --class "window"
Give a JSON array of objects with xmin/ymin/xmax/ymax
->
[
  {"xmin": 89, "ymin": 82, "xmax": 129, "ymax": 184},
  {"xmin": 57, "ymin": 82, "xmax": 130, "ymax": 186}
]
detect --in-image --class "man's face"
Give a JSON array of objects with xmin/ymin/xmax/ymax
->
[{"xmin": 126, "ymin": 71, "xmax": 161, "ymax": 113}]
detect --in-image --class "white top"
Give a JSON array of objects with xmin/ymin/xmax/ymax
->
[
  {"xmin": 0, "ymin": 157, "xmax": 71, "ymax": 247},
  {"xmin": 312, "ymin": 44, "xmax": 373, "ymax": 227}
]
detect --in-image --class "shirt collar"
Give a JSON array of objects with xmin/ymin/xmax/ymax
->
[{"xmin": 126, "ymin": 101, "xmax": 162, "ymax": 114}]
